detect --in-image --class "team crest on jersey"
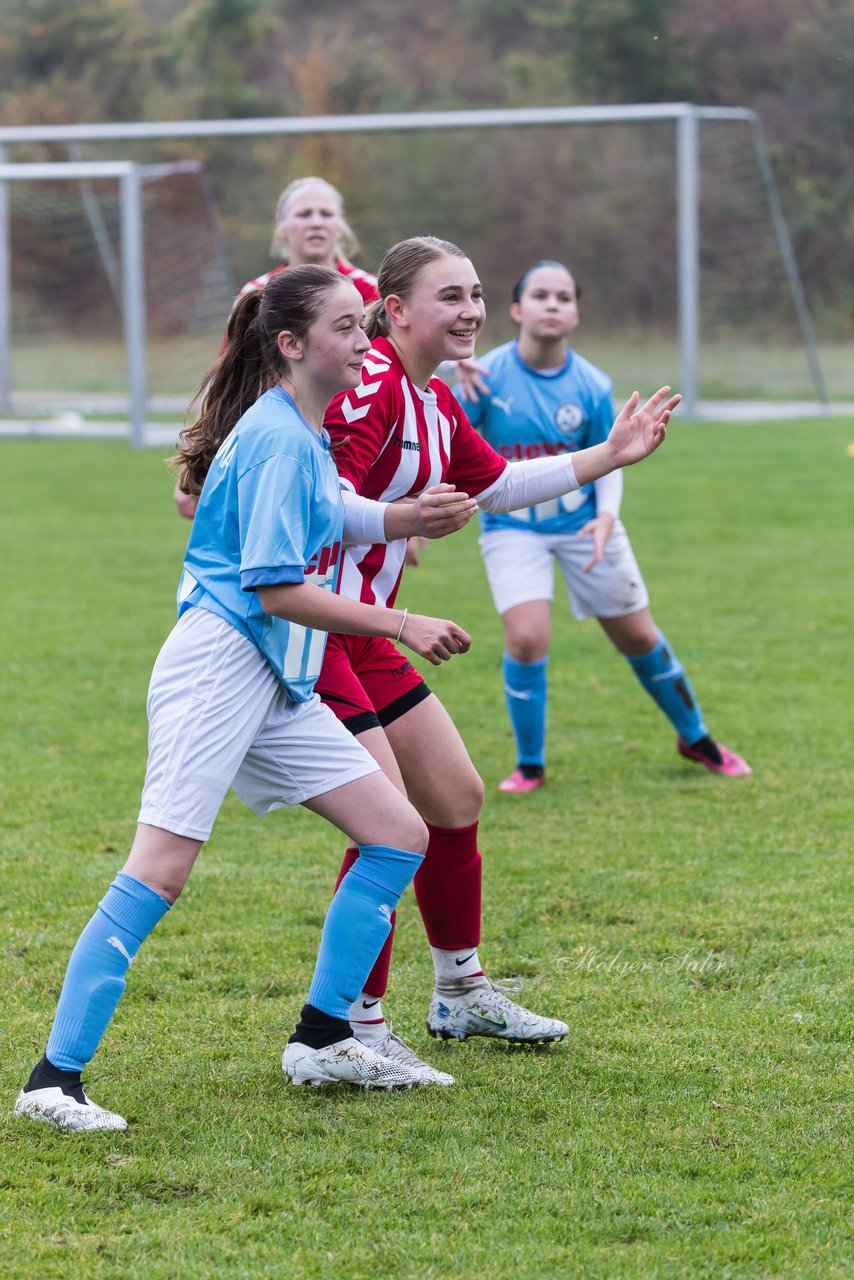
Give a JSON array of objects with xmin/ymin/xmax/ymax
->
[{"xmin": 554, "ymin": 402, "xmax": 584, "ymax": 434}]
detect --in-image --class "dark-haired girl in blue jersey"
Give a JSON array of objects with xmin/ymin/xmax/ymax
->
[
  {"xmin": 15, "ymin": 265, "xmax": 479, "ymax": 1131},
  {"xmin": 459, "ymin": 261, "xmax": 751, "ymax": 792}
]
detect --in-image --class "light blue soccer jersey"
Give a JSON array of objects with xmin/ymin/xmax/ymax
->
[
  {"xmin": 177, "ymin": 385, "xmax": 343, "ymax": 702},
  {"xmin": 458, "ymin": 339, "xmax": 615, "ymax": 535}
]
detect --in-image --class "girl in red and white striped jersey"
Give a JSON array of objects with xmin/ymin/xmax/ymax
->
[{"xmin": 316, "ymin": 236, "xmax": 678, "ymax": 1067}]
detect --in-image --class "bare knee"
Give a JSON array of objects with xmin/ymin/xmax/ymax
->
[
  {"xmin": 143, "ymin": 875, "xmax": 186, "ymax": 906},
  {"xmin": 121, "ymin": 866, "xmax": 188, "ymax": 906},
  {"xmin": 464, "ymin": 770, "xmax": 486, "ymax": 824},
  {"xmin": 404, "ymin": 811, "xmax": 430, "ymax": 856},
  {"xmin": 122, "ymin": 826, "xmax": 202, "ymax": 906},
  {"xmin": 506, "ymin": 630, "xmax": 548, "ymax": 664},
  {"xmin": 425, "ymin": 766, "xmax": 484, "ymax": 829},
  {"xmin": 502, "ymin": 601, "xmax": 550, "ymax": 664},
  {"xmin": 599, "ymin": 608, "xmax": 659, "ymax": 656},
  {"xmin": 385, "ymin": 810, "xmax": 429, "ymax": 856}
]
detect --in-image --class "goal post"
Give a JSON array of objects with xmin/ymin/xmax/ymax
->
[
  {"xmin": 0, "ymin": 160, "xmax": 146, "ymax": 443},
  {"xmin": 0, "ymin": 156, "xmax": 234, "ymax": 446}
]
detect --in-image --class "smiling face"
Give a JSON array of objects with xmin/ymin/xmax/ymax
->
[
  {"xmin": 387, "ymin": 253, "xmax": 485, "ymax": 375},
  {"xmin": 511, "ymin": 264, "xmax": 580, "ymax": 343},
  {"xmin": 276, "ymin": 184, "xmax": 343, "ymax": 267},
  {"xmin": 279, "ymin": 280, "xmax": 369, "ymax": 396}
]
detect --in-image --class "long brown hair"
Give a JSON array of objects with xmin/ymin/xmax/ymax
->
[
  {"xmin": 364, "ymin": 235, "xmax": 468, "ymax": 340},
  {"xmin": 173, "ymin": 264, "xmax": 342, "ymax": 496}
]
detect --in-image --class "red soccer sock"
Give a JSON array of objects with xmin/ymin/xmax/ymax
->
[
  {"xmin": 333, "ymin": 847, "xmax": 394, "ymax": 998},
  {"xmin": 413, "ymin": 821, "xmax": 482, "ymax": 950}
]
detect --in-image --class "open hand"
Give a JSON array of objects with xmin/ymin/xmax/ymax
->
[
  {"xmin": 606, "ymin": 387, "xmax": 680, "ymax": 468},
  {"xmin": 452, "ymin": 357, "xmax": 490, "ymax": 401}
]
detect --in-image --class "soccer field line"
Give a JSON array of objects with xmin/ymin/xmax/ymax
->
[{"xmin": 4, "ymin": 400, "xmax": 853, "ymax": 448}]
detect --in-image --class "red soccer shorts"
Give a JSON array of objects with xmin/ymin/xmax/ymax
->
[{"xmin": 315, "ymin": 633, "xmax": 431, "ymax": 734}]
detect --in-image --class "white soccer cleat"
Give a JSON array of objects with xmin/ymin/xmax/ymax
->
[
  {"xmin": 355, "ymin": 1026, "xmax": 455, "ymax": 1086},
  {"xmin": 281, "ymin": 1036, "xmax": 427, "ymax": 1090},
  {"xmin": 14, "ymin": 1085, "xmax": 127, "ymax": 1133},
  {"xmin": 426, "ymin": 979, "xmax": 569, "ymax": 1045}
]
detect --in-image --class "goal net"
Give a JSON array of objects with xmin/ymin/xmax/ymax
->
[{"xmin": 1, "ymin": 159, "xmax": 233, "ymax": 439}]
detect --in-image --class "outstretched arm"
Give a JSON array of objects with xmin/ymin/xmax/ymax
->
[{"xmin": 477, "ymin": 387, "xmax": 679, "ymax": 515}]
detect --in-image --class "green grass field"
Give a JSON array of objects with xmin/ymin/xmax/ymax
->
[
  {"xmin": 8, "ymin": 335, "xmax": 854, "ymax": 402},
  {"xmin": 1, "ymin": 421, "xmax": 852, "ymax": 1279}
]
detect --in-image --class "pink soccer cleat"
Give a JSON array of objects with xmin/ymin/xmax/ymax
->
[
  {"xmin": 677, "ymin": 736, "xmax": 752, "ymax": 777},
  {"xmin": 498, "ymin": 768, "xmax": 545, "ymax": 794}
]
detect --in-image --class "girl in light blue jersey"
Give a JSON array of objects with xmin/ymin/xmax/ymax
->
[
  {"xmin": 15, "ymin": 266, "xmax": 478, "ymax": 1132},
  {"xmin": 460, "ymin": 261, "xmax": 751, "ymax": 792}
]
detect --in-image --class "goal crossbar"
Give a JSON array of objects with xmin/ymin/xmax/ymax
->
[{"xmin": 0, "ymin": 103, "xmax": 756, "ymax": 145}]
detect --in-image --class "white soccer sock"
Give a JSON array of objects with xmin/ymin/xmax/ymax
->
[
  {"xmin": 431, "ymin": 946, "xmax": 486, "ymax": 991},
  {"xmin": 348, "ymin": 991, "xmax": 385, "ymax": 1035}
]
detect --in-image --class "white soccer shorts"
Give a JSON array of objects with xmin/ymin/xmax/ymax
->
[
  {"xmin": 479, "ymin": 519, "xmax": 649, "ymax": 621},
  {"xmin": 138, "ymin": 607, "xmax": 380, "ymax": 841}
]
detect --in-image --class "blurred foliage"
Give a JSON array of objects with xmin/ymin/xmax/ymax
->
[{"xmin": 0, "ymin": 0, "xmax": 851, "ymax": 328}]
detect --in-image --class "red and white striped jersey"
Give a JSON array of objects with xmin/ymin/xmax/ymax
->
[
  {"xmin": 235, "ymin": 261, "xmax": 380, "ymax": 305},
  {"xmin": 325, "ymin": 336, "xmax": 508, "ymax": 608}
]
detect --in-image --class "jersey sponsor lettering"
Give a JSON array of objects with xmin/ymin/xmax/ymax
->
[
  {"xmin": 497, "ymin": 439, "xmax": 574, "ymax": 460},
  {"xmin": 304, "ymin": 540, "xmax": 341, "ymax": 585}
]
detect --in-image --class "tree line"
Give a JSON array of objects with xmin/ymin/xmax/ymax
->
[{"xmin": 1, "ymin": 0, "xmax": 851, "ymax": 330}]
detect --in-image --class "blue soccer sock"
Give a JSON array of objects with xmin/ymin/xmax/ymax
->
[
  {"xmin": 502, "ymin": 654, "xmax": 548, "ymax": 768},
  {"xmin": 45, "ymin": 872, "xmax": 171, "ymax": 1073},
  {"xmin": 624, "ymin": 631, "xmax": 707, "ymax": 744},
  {"xmin": 307, "ymin": 844, "xmax": 424, "ymax": 1021}
]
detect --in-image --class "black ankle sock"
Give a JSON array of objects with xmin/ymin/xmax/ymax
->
[
  {"xmin": 518, "ymin": 763, "xmax": 545, "ymax": 781},
  {"xmin": 686, "ymin": 735, "xmax": 723, "ymax": 766},
  {"xmin": 289, "ymin": 1003, "xmax": 352, "ymax": 1051},
  {"xmin": 24, "ymin": 1055, "xmax": 86, "ymax": 1102}
]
